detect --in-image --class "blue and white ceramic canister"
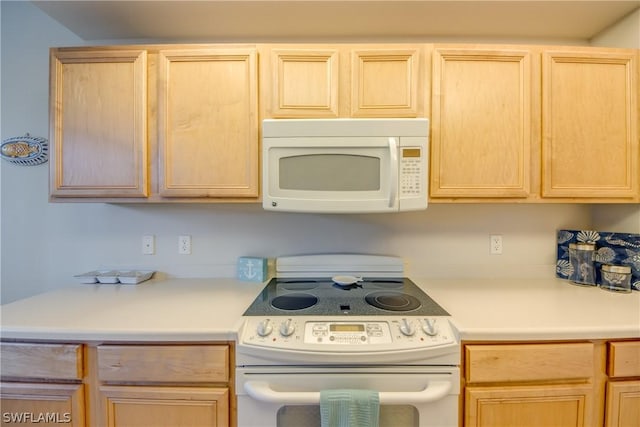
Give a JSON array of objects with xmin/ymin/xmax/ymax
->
[{"xmin": 568, "ymin": 242, "xmax": 596, "ymax": 286}]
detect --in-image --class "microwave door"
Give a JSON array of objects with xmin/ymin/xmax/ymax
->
[{"xmin": 263, "ymin": 138, "xmax": 397, "ymax": 213}]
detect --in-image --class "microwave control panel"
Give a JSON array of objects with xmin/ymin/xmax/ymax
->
[{"xmin": 400, "ymin": 148, "xmax": 423, "ymax": 197}]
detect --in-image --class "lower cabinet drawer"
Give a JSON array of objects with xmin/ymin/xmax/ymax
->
[
  {"xmin": 608, "ymin": 341, "xmax": 640, "ymax": 378},
  {"xmin": 465, "ymin": 342, "xmax": 594, "ymax": 383},
  {"xmin": 97, "ymin": 345, "xmax": 229, "ymax": 383},
  {"xmin": 0, "ymin": 342, "xmax": 83, "ymax": 380}
]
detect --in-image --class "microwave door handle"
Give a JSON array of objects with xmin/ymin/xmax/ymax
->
[
  {"xmin": 244, "ymin": 380, "xmax": 452, "ymax": 404},
  {"xmin": 388, "ymin": 137, "xmax": 398, "ymax": 208}
]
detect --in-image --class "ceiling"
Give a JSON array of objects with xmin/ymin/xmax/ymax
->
[{"xmin": 31, "ymin": 0, "xmax": 640, "ymax": 43}]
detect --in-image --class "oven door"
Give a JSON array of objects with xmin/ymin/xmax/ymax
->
[{"xmin": 236, "ymin": 366, "xmax": 459, "ymax": 427}]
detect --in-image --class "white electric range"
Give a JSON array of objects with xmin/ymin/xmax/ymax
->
[{"xmin": 235, "ymin": 254, "xmax": 460, "ymax": 427}]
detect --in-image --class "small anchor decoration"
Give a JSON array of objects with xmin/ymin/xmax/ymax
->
[
  {"xmin": 243, "ymin": 260, "xmax": 258, "ymax": 280},
  {"xmin": 1, "ymin": 134, "xmax": 49, "ymax": 166}
]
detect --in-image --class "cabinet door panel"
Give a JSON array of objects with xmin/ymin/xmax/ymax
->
[
  {"xmin": 50, "ymin": 49, "xmax": 148, "ymax": 197},
  {"xmin": 158, "ymin": 49, "xmax": 258, "ymax": 197},
  {"xmin": 466, "ymin": 384, "xmax": 593, "ymax": 427},
  {"xmin": 542, "ymin": 50, "xmax": 638, "ymax": 198},
  {"xmin": 0, "ymin": 382, "xmax": 85, "ymax": 427},
  {"xmin": 431, "ymin": 48, "xmax": 535, "ymax": 198},
  {"xmin": 606, "ymin": 381, "xmax": 640, "ymax": 427},
  {"xmin": 351, "ymin": 48, "xmax": 420, "ymax": 117},
  {"xmin": 270, "ymin": 49, "xmax": 339, "ymax": 117},
  {"xmin": 100, "ymin": 386, "xmax": 228, "ymax": 427}
]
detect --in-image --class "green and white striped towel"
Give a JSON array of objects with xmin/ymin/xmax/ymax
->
[{"xmin": 320, "ymin": 389, "xmax": 380, "ymax": 427}]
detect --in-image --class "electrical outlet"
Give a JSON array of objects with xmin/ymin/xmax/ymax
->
[
  {"xmin": 178, "ymin": 235, "xmax": 191, "ymax": 255},
  {"xmin": 490, "ymin": 234, "xmax": 503, "ymax": 255},
  {"xmin": 142, "ymin": 235, "xmax": 155, "ymax": 255}
]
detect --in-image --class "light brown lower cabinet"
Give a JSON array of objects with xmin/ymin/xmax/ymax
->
[
  {"xmin": 0, "ymin": 382, "xmax": 85, "ymax": 426},
  {"xmin": 1, "ymin": 341, "xmax": 234, "ymax": 427},
  {"xmin": 3, "ymin": 338, "xmax": 637, "ymax": 427},
  {"xmin": 0, "ymin": 342, "xmax": 85, "ymax": 426},
  {"xmin": 605, "ymin": 341, "xmax": 640, "ymax": 427},
  {"xmin": 463, "ymin": 340, "xmax": 640, "ymax": 427},
  {"xmin": 98, "ymin": 385, "xmax": 228, "ymax": 427},
  {"xmin": 466, "ymin": 384, "xmax": 595, "ymax": 427}
]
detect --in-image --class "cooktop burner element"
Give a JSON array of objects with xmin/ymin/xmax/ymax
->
[
  {"xmin": 365, "ymin": 291, "xmax": 421, "ymax": 312},
  {"xmin": 270, "ymin": 293, "xmax": 318, "ymax": 310},
  {"xmin": 243, "ymin": 277, "xmax": 449, "ymax": 317}
]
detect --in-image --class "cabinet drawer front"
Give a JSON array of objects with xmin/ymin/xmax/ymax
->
[
  {"xmin": 465, "ymin": 343, "xmax": 594, "ymax": 383},
  {"xmin": 97, "ymin": 345, "xmax": 228, "ymax": 383},
  {"xmin": 0, "ymin": 342, "xmax": 83, "ymax": 380},
  {"xmin": 608, "ymin": 341, "xmax": 640, "ymax": 378}
]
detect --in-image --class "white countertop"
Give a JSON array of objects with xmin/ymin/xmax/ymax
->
[
  {"xmin": 1, "ymin": 277, "xmax": 638, "ymax": 342},
  {"xmin": 0, "ymin": 279, "xmax": 264, "ymax": 342},
  {"xmin": 415, "ymin": 277, "xmax": 640, "ymax": 341}
]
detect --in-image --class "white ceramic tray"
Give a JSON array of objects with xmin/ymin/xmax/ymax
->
[{"xmin": 74, "ymin": 270, "xmax": 155, "ymax": 285}]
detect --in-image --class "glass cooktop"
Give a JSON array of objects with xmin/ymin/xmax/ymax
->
[{"xmin": 242, "ymin": 277, "xmax": 450, "ymax": 316}]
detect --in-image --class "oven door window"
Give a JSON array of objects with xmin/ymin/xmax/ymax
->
[
  {"xmin": 279, "ymin": 154, "xmax": 381, "ymax": 191},
  {"xmin": 277, "ymin": 405, "xmax": 418, "ymax": 427}
]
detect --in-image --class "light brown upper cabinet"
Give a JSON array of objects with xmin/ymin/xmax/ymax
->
[
  {"xmin": 350, "ymin": 48, "xmax": 422, "ymax": 117},
  {"xmin": 430, "ymin": 46, "xmax": 539, "ymax": 200},
  {"xmin": 50, "ymin": 49, "xmax": 148, "ymax": 198},
  {"xmin": 157, "ymin": 48, "xmax": 259, "ymax": 198},
  {"xmin": 542, "ymin": 48, "xmax": 639, "ymax": 200},
  {"xmin": 49, "ymin": 45, "xmax": 259, "ymax": 202},
  {"xmin": 263, "ymin": 45, "xmax": 425, "ymax": 118},
  {"xmin": 267, "ymin": 47, "xmax": 340, "ymax": 117}
]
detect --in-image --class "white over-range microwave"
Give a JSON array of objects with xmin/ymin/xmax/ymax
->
[{"xmin": 262, "ymin": 118, "xmax": 429, "ymax": 213}]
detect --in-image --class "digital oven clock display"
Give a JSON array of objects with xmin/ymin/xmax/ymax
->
[{"xmin": 330, "ymin": 324, "xmax": 365, "ymax": 332}]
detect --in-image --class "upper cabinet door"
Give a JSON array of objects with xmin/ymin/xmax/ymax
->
[
  {"xmin": 50, "ymin": 49, "xmax": 148, "ymax": 197},
  {"xmin": 351, "ymin": 48, "xmax": 422, "ymax": 117},
  {"xmin": 542, "ymin": 49, "xmax": 638, "ymax": 199},
  {"xmin": 265, "ymin": 45, "xmax": 424, "ymax": 118},
  {"xmin": 268, "ymin": 48, "xmax": 339, "ymax": 117},
  {"xmin": 157, "ymin": 48, "xmax": 259, "ymax": 198},
  {"xmin": 430, "ymin": 47, "xmax": 537, "ymax": 198}
]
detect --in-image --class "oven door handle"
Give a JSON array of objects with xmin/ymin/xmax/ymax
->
[{"xmin": 244, "ymin": 380, "xmax": 452, "ymax": 404}]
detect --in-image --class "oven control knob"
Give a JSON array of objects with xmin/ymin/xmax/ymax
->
[
  {"xmin": 422, "ymin": 318, "xmax": 438, "ymax": 336},
  {"xmin": 280, "ymin": 319, "xmax": 295, "ymax": 337},
  {"xmin": 256, "ymin": 319, "xmax": 273, "ymax": 337},
  {"xmin": 399, "ymin": 318, "xmax": 415, "ymax": 336}
]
